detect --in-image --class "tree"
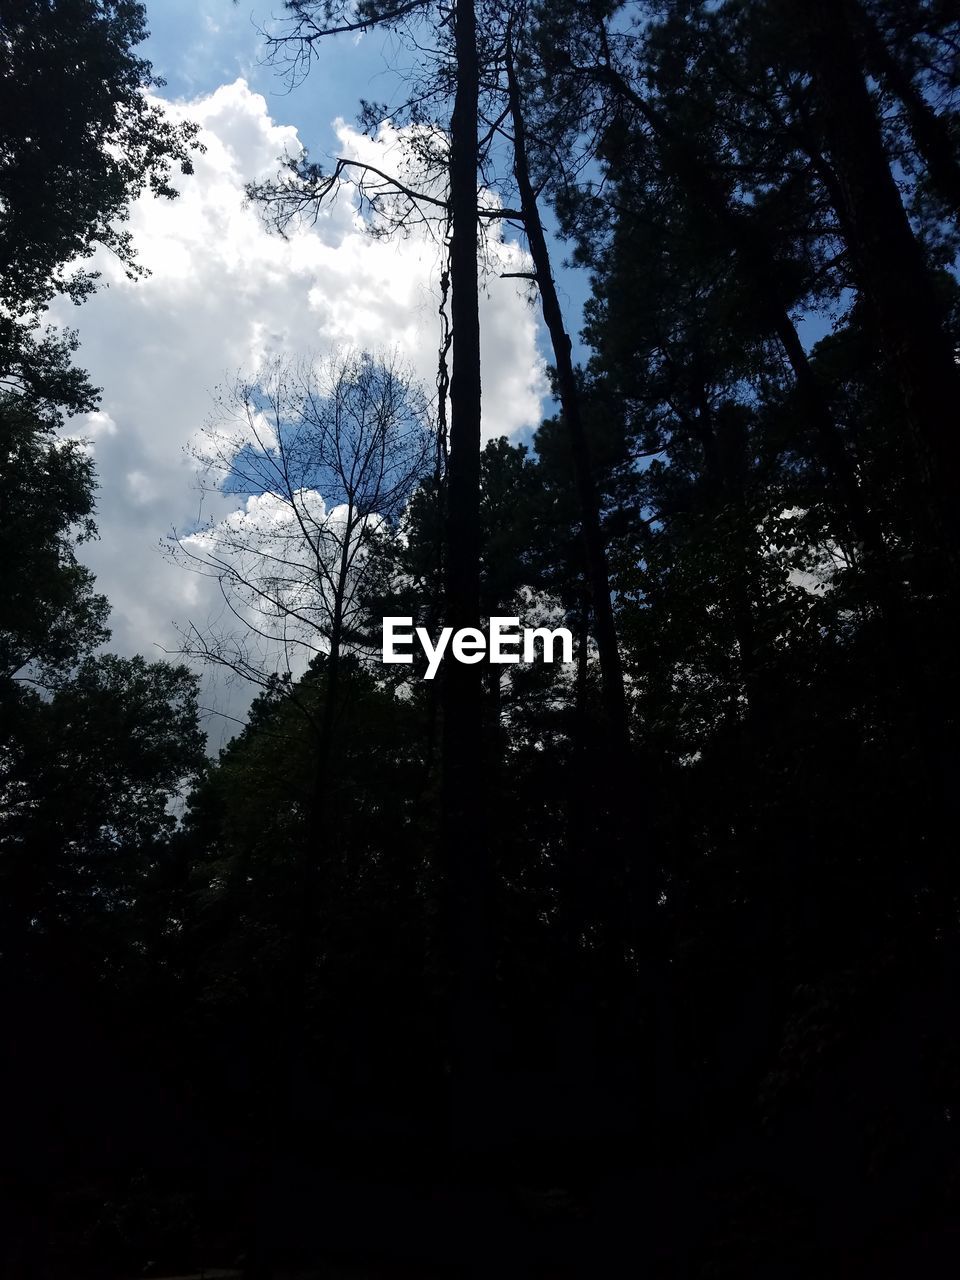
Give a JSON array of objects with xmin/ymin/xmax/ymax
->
[
  {"xmin": 505, "ymin": 13, "xmax": 630, "ymax": 751},
  {"xmin": 0, "ymin": 0, "xmax": 200, "ymax": 418},
  {"xmin": 524, "ymin": 0, "xmax": 960, "ymax": 1227},
  {"xmin": 0, "ymin": 652, "xmax": 205, "ymax": 968},
  {"xmin": 0, "ymin": 650, "xmax": 206, "ymax": 1275},
  {"xmin": 171, "ymin": 350, "xmax": 429, "ymax": 726},
  {"xmin": 0, "ymin": 396, "xmax": 110, "ymax": 689},
  {"xmin": 179, "ymin": 656, "xmax": 437, "ymax": 1106},
  {"xmin": 850, "ymin": 0, "xmax": 960, "ymax": 221},
  {"xmin": 780, "ymin": 0, "xmax": 960, "ymax": 563}
]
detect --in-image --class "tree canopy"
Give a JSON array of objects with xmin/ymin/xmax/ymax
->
[{"xmin": 0, "ymin": 0, "xmax": 200, "ymax": 422}]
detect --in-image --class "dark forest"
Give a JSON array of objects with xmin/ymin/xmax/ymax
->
[{"xmin": 3, "ymin": 0, "xmax": 960, "ymax": 1275}]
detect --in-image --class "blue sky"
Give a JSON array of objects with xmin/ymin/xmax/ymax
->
[{"xmin": 144, "ymin": 2, "xmax": 391, "ymax": 150}]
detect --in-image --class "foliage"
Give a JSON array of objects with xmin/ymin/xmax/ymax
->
[
  {"xmin": 0, "ymin": 653, "xmax": 205, "ymax": 968},
  {"xmin": 0, "ymin": 397, "xmax": 111, "ymax": 684},
  {"xmin": 0, "ymin": 0, "xmax": 201, "ymax": 420}
]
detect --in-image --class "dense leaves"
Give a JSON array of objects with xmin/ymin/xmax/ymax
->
[
  {"xmin": 0, "ymin": 396, "xmax": 110, "ymax": 683},
  {"xmin": 0, "ymin": 0, "xmax": 198, "ymax": 315},
  {"xmin": 0, "ymin": 0, "xmax": 200, "ymax": 423}
]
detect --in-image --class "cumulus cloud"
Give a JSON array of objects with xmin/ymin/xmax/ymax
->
[{"xmin": 49, "ymin": 79, "xmax": 547, "ymax": 745}]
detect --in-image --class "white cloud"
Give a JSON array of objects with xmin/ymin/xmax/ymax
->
[{"xmin": 48, "ymin": 79, "xmax": 547, "ymax": 746}]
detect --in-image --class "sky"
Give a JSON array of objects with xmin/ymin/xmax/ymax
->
[{"xmin": 50, "ymin": 1, "xmax": 571, "ymax": 748}]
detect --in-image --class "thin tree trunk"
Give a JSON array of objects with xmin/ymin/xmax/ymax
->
[
  {"xmin": 317, "ymin": 510, "xmax": 353, "ymax": 784},
  {"xmin": 442, "ymin": 0, "xmax": 497, "ymax": 1150},
  {"xmin": 246, "ymin": 518, "xmax": 353, "ymax": 1280},
  {"xmin": 506, "ymin": 36, "xmax": 630, "ymax": 754}
]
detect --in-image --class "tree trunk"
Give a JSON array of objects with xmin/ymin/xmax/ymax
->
[
  {"xmin": 788, "ymin": 0, "xmax": 960, "ymax": 561},
  {"xmin": 852, "ymin": 0, "xmax": 960, "ymax": 220},
  {"xmin": 442, "ymin": 0, "xmax": 497, "ymax": 1150},
  {"xmin": 506, "ymin": 37, "xmax": 631, "ymax": 754}
]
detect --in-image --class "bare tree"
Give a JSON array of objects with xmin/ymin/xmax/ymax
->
[
  {"xmin": 168, "ymin": 348, "xmax": 429, "ymax": 1277},
  {"xmin": 169, "ymin": 348, "xmax": 430, "ymax": 743}
]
